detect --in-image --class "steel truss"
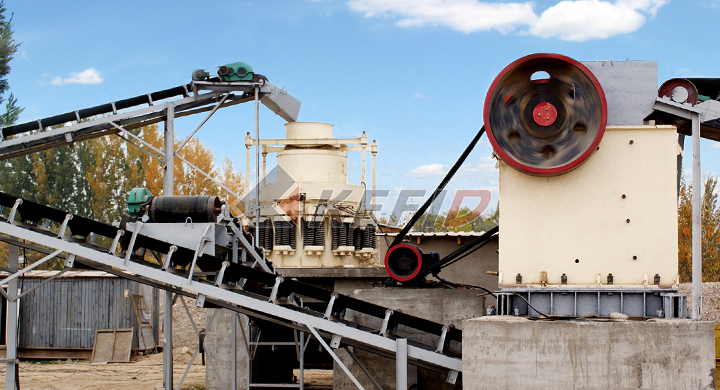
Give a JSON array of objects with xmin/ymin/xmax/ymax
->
[
  {"xmin": 0, "ymin": 193, "xmax": 462, "ymax": 389},
  {"xmin": 0, "ymin": 78, "xmax": 299, "ymax": 161}
]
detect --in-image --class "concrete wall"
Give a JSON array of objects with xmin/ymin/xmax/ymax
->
[
  {"xmin": 333, "ymin": 285, "xmax": 486, "ymax": 390},
  {"xmin": 204, "ymin": 309, "xmax": 249, "ymax": 390},
  {"xmin": 463, "ymin": 316, "xmax": 715, "ymax": 389}
]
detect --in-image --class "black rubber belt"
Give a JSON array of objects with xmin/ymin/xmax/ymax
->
[{"xmin": 390, "ymin": 126, "xmax": 487, "ymax": 248}]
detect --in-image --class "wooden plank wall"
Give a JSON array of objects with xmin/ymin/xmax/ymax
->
[{"xmin": 16, "ymin": 276, "xmax": 140, "ymax": 349}]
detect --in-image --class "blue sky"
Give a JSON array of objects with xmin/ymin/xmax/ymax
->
[{"xmin": 6, "ymin": 0, "xmax": 720, "ymax": 219}]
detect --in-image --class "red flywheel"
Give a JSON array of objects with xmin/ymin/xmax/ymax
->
[{"xmin": 484, "ymin": 53, "xmax": 607, "ymax": 176}]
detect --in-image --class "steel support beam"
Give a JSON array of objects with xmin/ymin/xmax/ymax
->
[
  {"xmin": 232, "ymin": 311, "xmax": 237, "ymax": 390},
  {"xmin": 396, "ymin": 338, "xmax": 408, "ymax": 390},
  {"xmin": 677, "ymin": 134, "xmax": 685, "ymax": 198},
  {"xmin": 163, "ymin": 103, "xmax": 175, "ymax": 389},
  {"xmin": 4, "ymin": 244, "xmax": 18, "ymax": 390},
  {"xmin": 0, "ymin": 221, "xmax": 463, "ymax": 373},
  {"xmin": 691, "ymin": 112, "xmax": 702, "ymax": 321},
  {"xmin": 307, "ymin": 325, "xmax": 365, "ymax": 390},
  {"xmin": 254, "ymin": 86, "xmax": 261, "ymax": 248}
]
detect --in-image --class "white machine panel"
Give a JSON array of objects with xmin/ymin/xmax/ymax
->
[{"xmin": 498, "ymin": 125, "xmax": 679, "ymax": 288}]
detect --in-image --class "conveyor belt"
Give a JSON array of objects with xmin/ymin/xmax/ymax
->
[
  {"xmin": 0, "ymin": 78, "xmax": 299, "ymax": 160},
  {"xmin": 0, "ymin": 192, "xmax": 462, "ymax": 378}
]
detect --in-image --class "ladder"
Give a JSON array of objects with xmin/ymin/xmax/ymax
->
[{"xmin": 0, "ymin": 192, "xmax": 462, "ymax": 387}]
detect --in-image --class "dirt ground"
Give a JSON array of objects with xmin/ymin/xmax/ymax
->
[
  {"xmin": 0, "ymin": 294, "xmax": 334, "ymax": 389},
  {"xmin": 161, "ymin": 294, "xmax": 207, "ymax": 353},
  {"xmin": 0, "ymin": 350, "xmax": 205, "ymax": 390},
  {"xmin": 0, "ymin": 352, "xmax": 332, "ymax": 389}
]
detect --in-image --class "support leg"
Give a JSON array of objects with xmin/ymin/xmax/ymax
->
[
  {"xmin": 163, "ymin": 101, "xmax": 176, "ymax": 388},
  {"xmin": 163, "ymin": 291, "xmax": 173, "ymax": 389},
  {"xmin": 396, "ymin": 338, "xmax": 407, "ymax": 390},
  {"xmin": 691, "ymin": 113, "xmax": 702, "ymax": 320},
  {"xmin": 153, "ymin": 288, "xmax": 159, "ymax": 349},
  {"xmin": 5, "ymin": 245, "xmax": 18, "ymax": 390},
  {"xmin": 232, "ymin": 312, "xmax": 237, "ymax": 390}
]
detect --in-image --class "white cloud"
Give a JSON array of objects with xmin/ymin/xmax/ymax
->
[
  {"xmin": 348, "ymin": 0, "xmax": 535, "ymax": 34},
  {"xmin": 457, "ymin": 156, "xmax": 496, "ymax": 176},
  {"xmin": 711, "ymin": 143, "xmax": 720, "ymax": 149},
  {"xmin": 347, "ymin": 0, "xmax": 667, "ymax": 42},
  {"xmin": 405, "ymin": 163, "xmax": 448, "ymax": 178},
  {"xmin": 50, "ymin": 68, "xmax": 104, "ymax": 85},
  {"xmin": 404, "ymin": 156, "xmax": 497, "ymax": 180},
  {"xmin": 529, "ymin": 0, "xmax": 665, "ymax": 42},
  {"xmin": 413, "ymin": 92, "xmax": 424, "ymax": 99}
]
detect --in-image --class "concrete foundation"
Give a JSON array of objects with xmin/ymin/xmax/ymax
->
[
  {"xmin": 463, "ymin": 316, "xmax": 715, "ymax": 390},
  {"xmin": 204, "ymin": 309, "xmax": 249, "ymax": 390},
  {"xmin": 333, "ymin": 286, "xmax": 486, "ymax": 390}
]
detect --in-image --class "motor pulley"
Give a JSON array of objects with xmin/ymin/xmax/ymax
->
[
  {"xmin": 658, "ymin": 78, "xmax": 699, "ymax": 106},
  {"xmin": 385, "ymin": 243, "xmax": 439, "ymax": 283},
  {"xmin": 149, "ymin": 195, "xmax": 223, "ymax": 223},
  {"xmin": 484, "ymin": 53, "xmax": 607, "ymax": 176}
]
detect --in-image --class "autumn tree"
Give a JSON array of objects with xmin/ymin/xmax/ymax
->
[
  {"xmin": 139, "ymin": 124, "xmax": 243, "ymax": 202},
  {"xmin": 678, "ymin": 175, "xmax": 720, "ymax": 282},
  {"xmin": 0, "ymin": 123, "xmax": 245, "ymax": 269}
]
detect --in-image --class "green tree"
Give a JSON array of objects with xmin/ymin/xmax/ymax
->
[
  {"xmin": 678, "ymin": 176, "xmax": 720, "ymax": 282},
  {"xmin": 0, "ymin": 1, "xmax": 21, "ymax": 126}
]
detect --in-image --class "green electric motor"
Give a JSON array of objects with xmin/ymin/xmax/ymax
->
[
  {"xmin": 217, "ymin": 61, "xmax": 254, "ymax": 82},
  {"xmin": 126, "ymin": 187, "xmax": 154, "ymax": 217}
]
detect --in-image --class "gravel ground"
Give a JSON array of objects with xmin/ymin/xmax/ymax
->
[
  {"xmin": 158, "ymin": 294, "xmax": 207, "ymax": 352},
  {"xmin": 0, "ymin": 355, "xmax": 205, "ymax": 390},
  {"xmin": 678, "ymin": 282, "xmax": 720, "ymax": 321}
]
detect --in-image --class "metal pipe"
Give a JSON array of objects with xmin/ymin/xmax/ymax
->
[
  {"xmin": 361, "ymin": 132, "xmax": 367, "ymax": 186},
  {"xmin": 372, "ymin": 141, "xmax": 377, "ymax": 218},
  {"xmin": 163, "ymin": 103, "xmax": 175, "ymax": 388},
  {"xmin": 0, "ymin": 249, "xmax": 63, "ymax": 286},
  {"xmin": 299, "ymin": 331, "xmax": 305, "ymax": 390},
  {"xmin": 153, "ymin": 288, "xmax": 159, "ymax": 353},
  {"xmin": 5, "ymin": 245, "xmax": 18, "ymax": 390},
  {"xmin": 163, "ymin": 292, "xmax": 173, "ymax": 389},
  {"xmin": 255, "ymin": 86, "xmax": 261, "ymax": 248},
  {"xmin": 396, "ymin": 338, "xmax": 408, "ymax": 390},
  {"xmin": 232, "ymin": 312, "xmax": 237, "ymax": 390},
  {"xmin": 677, "ymin": 134, "xmax": 685, "ymax": 199},
  {"xmin": 306, "ymin": 325, "xmax": 366, "ymax": 390},
  {"xmin": 175, "ymin": 93, "xmax": 229, "ymax": 154},
  {"xmin": 691, "ymin": 113, "xmax": 702, "ymax": 320},
  {"xmin": 262, "ymin": 152, "xmax": 267, "ymax": 186},
  {"xmin": 245, "ymin": 133, "xmax": 252, "ymax": 196}
]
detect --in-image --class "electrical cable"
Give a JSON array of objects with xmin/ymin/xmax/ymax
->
[
  {"xmin": 508, "ymin": 293, "xmax": 550, "ymax": 318},
  {"xmin": 434, "ymin": 274, "xmax": 495, "ymax": 296},
  {"xmin": 390, "ymin": 126, "xmax": 486, "ymax": 248},
  {"xmin": 434, "ymin": 275, "xmax": 550, "ymax": 318}
]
